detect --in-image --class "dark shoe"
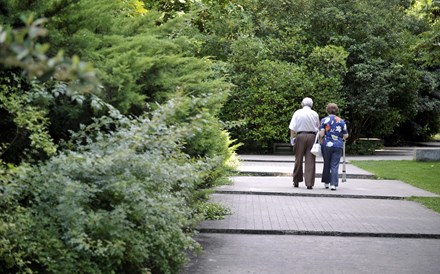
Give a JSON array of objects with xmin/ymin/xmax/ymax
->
[
  {"xmin": 307, "ymin": 186, "xmax": 313, "ymax": 189},
  {"xmin": 293, "ymin": 182, "xmax": 299, "ymax": 188}
]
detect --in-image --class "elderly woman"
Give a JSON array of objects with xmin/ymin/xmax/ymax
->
[{"xmin": 319, "ymin": 103, "xmax": 348, "ymax": 190}]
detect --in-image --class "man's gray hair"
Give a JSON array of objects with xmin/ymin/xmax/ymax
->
[{"xmin": 301, "ymin": 97, "xmax": 313, "ymax": 107}]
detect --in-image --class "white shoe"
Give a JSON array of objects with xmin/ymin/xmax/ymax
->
[
  {"xmin": 325, "ymin": 183, "xmax": 330, "ymax": 189},
  {"xmin": 330, "ymin": 185, "xmax": 336, "ymax": 191}
]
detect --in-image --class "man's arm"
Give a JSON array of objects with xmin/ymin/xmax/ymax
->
[
  {"xmin": 315, "ymin": 113, "xmax": 320, "ymax": 129},
  {"xmin": 289, "ymin": 111, "xmax": 297, "ymax": 137},
  {"xmin": 290, "ymin": 129, "xmax": 297, "ymax": 138}
]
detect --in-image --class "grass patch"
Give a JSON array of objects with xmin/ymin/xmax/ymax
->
[
  {"xmin": 351, "ymin": 160, "xmax": 440, "ymax": 213},
  {"xmin": 407, "ymin": 197, "xmax": 440, "ymax": 213},
  {"xmin": 197, "ymin": 202, "xmax": 232, "ymax": 220}
]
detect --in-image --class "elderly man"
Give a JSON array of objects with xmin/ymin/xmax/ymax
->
[{"xmin": 288, "ymin": 97, "xmax": 320, "ymax": 189}]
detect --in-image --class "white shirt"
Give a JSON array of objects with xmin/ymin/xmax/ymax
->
[{"xmin": 289, "ymin": 106, "xmax": 320, "ymax": 132}]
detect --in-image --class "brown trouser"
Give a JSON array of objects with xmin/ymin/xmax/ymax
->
[{"xmin": 293, "ymin": 133, "xmax": 316, "ymax": 187}]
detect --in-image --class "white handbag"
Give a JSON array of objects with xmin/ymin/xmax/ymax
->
[{"xmin": 310, "ymin": 132, "xmax": 322, "ymax": 157}]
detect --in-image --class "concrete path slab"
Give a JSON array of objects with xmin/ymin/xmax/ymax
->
[
  {"xmin": 238, "ymin": 153, "xmax": 414, "ymax": 162},
  {"xmin": 200, "ymin": 194, "xmax": 440, "ymax": 237},
  {"xmin": 238, "ymin": 161, "xmax": 374, "ymax": 178},
  {"xmin": 181, "ymin": 234, "xmax": 440, "ymax": 274},
  {"xmin": 217, "ymin": 176, "xmax": 439, "ymax": 199}
]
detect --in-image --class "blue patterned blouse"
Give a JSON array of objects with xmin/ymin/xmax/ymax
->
[{"xmin": 319, "ymin": 115, "xmax": 348, "ymax": 148}]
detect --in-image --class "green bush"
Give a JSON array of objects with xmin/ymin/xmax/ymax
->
[
  {"xmin": 0, "ymin": 96, "xmax": 236, "ymax": 274},
  {"xmin": 347, "ymin": 140, "xmax": 382, "ymax": 155},
  {"xmin": 0, "ymin": 16, "xmax": 102, "ymax": 165},
  {"xmin": 0, "ymin": 10, "xmax": 236, "ymax": 274}
]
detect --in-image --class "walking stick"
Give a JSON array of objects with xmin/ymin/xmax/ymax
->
[{"xmin": 342, "ymin": 140, "xmax": 346, "ymax": 183}]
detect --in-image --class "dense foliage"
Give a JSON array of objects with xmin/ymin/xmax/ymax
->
[
  {"xmin": 1, "ymin": 1, "xmax": 235, "ymax": 273},
  {"xmin": 1, "ymin": 96, "xmax": 235, "ymax": 273},
  {"xmin": 194, "ymin": 0, "xmax": 440, "ymax": 150}
]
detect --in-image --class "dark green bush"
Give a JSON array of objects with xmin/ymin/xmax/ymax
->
[{"xmin": 347, "ymin": 140, "xmax": 382, "ymax": 155}]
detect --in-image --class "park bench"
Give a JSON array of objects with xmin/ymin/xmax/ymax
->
[{"xmin": 273, "ymin": 142, "xmax": 293, "ymax": 155}]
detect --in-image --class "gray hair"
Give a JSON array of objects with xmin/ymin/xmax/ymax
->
[
  {"xmin": 301, "ymin": 97, "xmax": 313, "ymax": 107},
  {"xmin": 326, "ymin": 103, "xmax": 339, "ymax": 115}
]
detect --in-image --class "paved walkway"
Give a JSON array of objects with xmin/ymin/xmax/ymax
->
[
  {"xmin": 237, "ymin": 160, "xmax": 375, "ymax": 178},
  {"xmin": 182, "ymin": 152, "xmax": 440, "ymax": 274}
]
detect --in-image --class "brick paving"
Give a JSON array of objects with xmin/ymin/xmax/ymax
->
[
  {"xmin": 200, "ymin": 155, "xmax": 440, "ymax": 238},
  {"xmin": 217, "ymin": 176, "xmax": 439, "ymax": 199},
  {"xmin": 200, "ymin": 194, "xmax": 440, "ymax": 237}
]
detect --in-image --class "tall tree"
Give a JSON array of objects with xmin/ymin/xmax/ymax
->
[{"xmin": 395, "ymin": 0, "xmax": 440, "ymax": 142}]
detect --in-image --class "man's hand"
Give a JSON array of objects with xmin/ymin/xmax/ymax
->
[{"xmin": 290, "ymin": 137, "xmax": 296, "ymax": 146}]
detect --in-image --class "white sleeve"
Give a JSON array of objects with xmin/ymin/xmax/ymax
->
[
  {"xmin": 289, "ymin": 112, "xmax": 296, "ymax": 130},
  {"xmin": 315, "ymin": 112, "xmax": 320, "ymax": 128}
]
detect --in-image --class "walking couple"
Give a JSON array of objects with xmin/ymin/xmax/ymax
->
[{"xmin": 289, "ymin": 97, "xmax": 348, "ymax": 190}]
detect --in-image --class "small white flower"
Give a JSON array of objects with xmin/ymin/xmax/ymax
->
[
  {"xmin": 336, "ymin": 126, "xmax": 342, "ymax": 132},
  {"xmin": 326, "ymin": 142, "xmax": 334, "ymax": 147}
]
